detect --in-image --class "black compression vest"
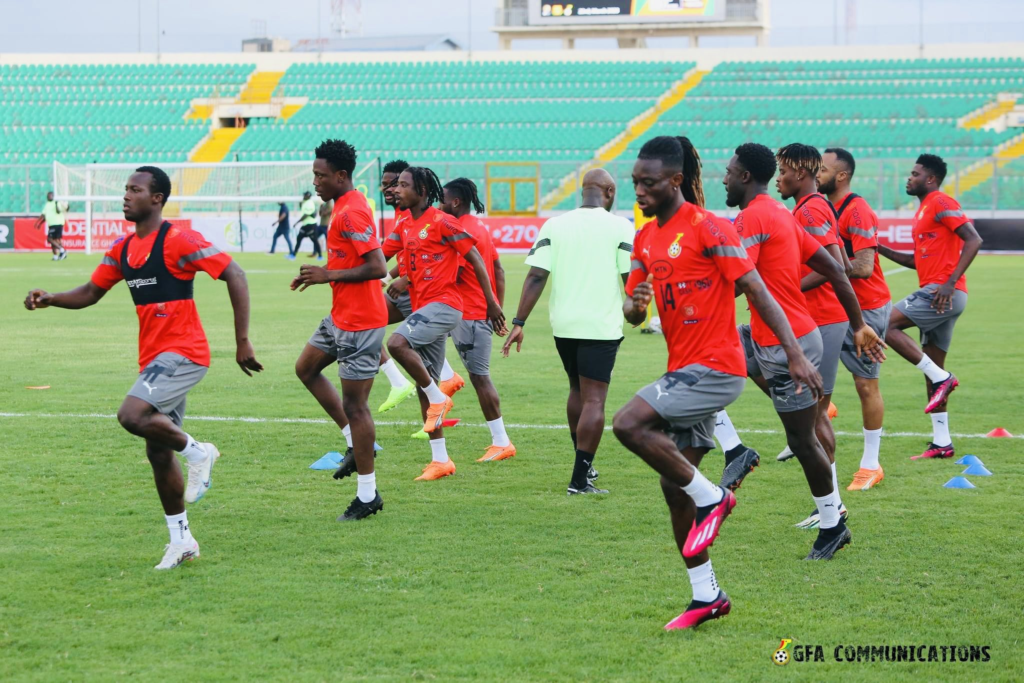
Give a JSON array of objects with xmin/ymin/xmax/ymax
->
[{"xmin": 119, "ymin": 221, "xmax": 194, "ymax": 306}]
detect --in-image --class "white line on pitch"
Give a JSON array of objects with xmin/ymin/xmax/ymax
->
[
  {"xmin": 883, "ymin": 266, "xmax": 910, "ymax": 276},
  {"xmin": 0, "ymin": 411, "xmax": 1016, "ymax": 440}
]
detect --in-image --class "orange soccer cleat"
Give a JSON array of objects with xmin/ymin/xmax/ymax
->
[
  {"xmin": 846, "ymin": 467, "xmax": 884, "ymax": 491},
  {"xmin": 477, "ymin": 443, "xmax": 517, "ymax": 462},
  {"xmin": 439, "ymin": 372, "xmax": 466, "ymax": 398},
  {"xmin": 827, "ymin": 402, "xmax": 838, "ymax": 420},
  {"xmin": 423, "ymin": 397, "xmax": 454, "ymax": 433},
  {"xmin": 415, "ymin": 459, "xmax": 456, "ymax": 481}
]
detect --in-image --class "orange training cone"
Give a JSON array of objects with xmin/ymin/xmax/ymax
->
[
  {"xmin": 827, "ymin": 402, "xmax": 838, "ymax": 420},
  {"xmin": 986, "ymin": 428, "xmax": 1013, "ymax": 438}
]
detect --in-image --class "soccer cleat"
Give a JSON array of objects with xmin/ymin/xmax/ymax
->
[
  {"xmin": 664, "ymin": 591, "xmax": 731, "ymax": 630},
  {"xmin": 415, "ymin": 459, "xmax": 456, "ymax": 481},
  {"xmin": 337, "ymin": 491, "xmax": 384, "ymax": 521},
  {"xmin": 477, "ymin": 443, "xmax": 517, "ymax": 462},
  {"xmin": 378, "ymin": 382, "xmax": 416, "ymax": 413},
  {"xmin": 911, "ymin": 442, "xmax": 955, "ymax": 460},
  {"xmin": 439, "ymin": 372, "xmax": 466, "ymax": 398},
  {"xmin": 58, "ymin": 250, "xmax": 68, "ymax": 261},
  {"xmin": 410, "ymin": 429, "xmax": 429, "ymax": 440},
  {"xmin": 720, "ymin": 446, "xmax": 760, "ymax": 491},
  {"xmin": 423, "ymin": 397, "xmax": 454, "ymax": 433},
  {"xmin": 154, "ymin": 539, "xmax": 200, "ymax": 570},
  {"xmin": 184, "ymin": 443, "xmax": 219, "ymax": 504},
  {"xmin": 588, "ymin": 465, "xmax": 599, "ymax": 481},
  {"xmin": 332, "ymin": 447, "xmax": 378, "ymax": 480},
  {"xmin": 286, "ymin": 254, "xmax": 296, "ymax": 260},
  {"xmin": 567, "ymin": 483, "xmax": 609, "ymax": 495},
  {"xmin": 777, "ymin": 445, "xmax": 796, "ymax": 462},
  {"xmin": 683, "ymin": 489, "xmax": 737, "ymax": 558},
  {"xmin": 827, "ymin": 402, "xmax": 838, "ymax": 420},
  {"xmin": 846, "ymin": 467, "xmax": 884, "ymax": 491},
  {"xmin": 925, "ymin": 374, "xmax": 958, "ymax": 414},
  {"xmin": 794, "ymin": 503, "xmax": 849, "ymax": 530},
  {"xmin": 805, "ymin": 521, "xmax": 852, "ymax": 560}
]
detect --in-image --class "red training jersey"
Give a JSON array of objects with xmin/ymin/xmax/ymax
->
[
  {"xmin": 91, "ymin": 226, "xmax": 232, "ymax": 371},
  {"xmin": 793, "ymin": 193, "xmax": 848, "ymax": 326},
  {"xmin": 328, "ymin": 190, "xmax": 388, "ymax": 331},
  {"xmin": 735, "ymin": 194, "xmax": 820, "ymax": 348},
  {"xmin": 835, "ymin": 193, "xmax": 891, "ymax": 311},
  {"xmin": 455, "ymin": 213, "xmax": 499, "ymax": 321},
  {"xmin": 913, "ymin": 191, "xmax": 971, "ymax": 293},
  {"xmin": 627, "ymin": 202, "xmax": 754, "ymax": 376},
  {"xmin": 382, "ymin": 207, "xmax": 476, "ymax": 312},
  {"xmin": 393, "ymin": 208, "xmax": 412, "ymax": 278}
]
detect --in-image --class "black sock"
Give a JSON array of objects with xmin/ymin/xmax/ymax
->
[
  {"xmin": 570, "ymin": 432, "xmax": 578, "ymax": 451},
  {"xmin": 724, "ymin": 444, "xmax": 746, "ymax": 466},
  {"xmin": 570, "ymin": 449, "xmax": 594, "ymax": 489}
]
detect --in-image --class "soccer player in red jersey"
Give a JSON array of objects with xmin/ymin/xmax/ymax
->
[
  {"xmin": 375, "ymin": 159, "xmax": 417, "ymax": 415},
  {"xmin": 879, "ymin": 154, "xmax": 983, "ymax": 459},
  {"xmin": 717, "ymin": 143, "xmax": 886, "ymax": 548},
  {"xmin": 818, "ymin": 148, "xmax": 892, "ymax": 489},
  {"xmin": 382, "ymin": 167, "xmax": 505, "ymax": 480},
  {"xmin": 290, "ymin": 140, "xmax": 389, "ymax": 521},
  {"xmin": 24, "ymin": 166, "xmax": 262, "ymax": 570},
  {"xmin": 612, "ymin": 137, "xmax": 821, "ymax": 630},
  {"xmin": 439, "ymin": 178, "xmax": 516, "ymax": 462}
]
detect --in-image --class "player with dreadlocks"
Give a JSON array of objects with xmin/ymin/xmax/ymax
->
[
  {"xmin": 383, "ymin": 166, "xmax": 506, "ymax": 481},
  {"xmin": 374, "ymin": 159, "xmax": 418, "ymax": 415},
  {"xmin": 439, "ymin": 178, "xmax": 515, "ymax": 462},
  {"xmin": 613, "ymin": 136, "xmax": 818, "ymax": 629}
]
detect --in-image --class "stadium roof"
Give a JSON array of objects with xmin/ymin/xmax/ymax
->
[{"xmin": 292, "ymin": 34, "xmax": 462, "ymax": 53}]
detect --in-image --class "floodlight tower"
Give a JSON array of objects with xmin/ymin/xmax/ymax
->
[{"xmin": 331, "ymin": 0, "xmax": 363, "ymax": 37}]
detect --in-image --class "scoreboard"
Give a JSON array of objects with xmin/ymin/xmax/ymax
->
[{"xmin": 528, "ymin": 0, "xmax": 727, "ymax": 24}]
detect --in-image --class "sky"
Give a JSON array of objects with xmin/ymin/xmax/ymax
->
[{"xmin": 0, "ymin": 0, "xmax": 1020, "ymax": 53}]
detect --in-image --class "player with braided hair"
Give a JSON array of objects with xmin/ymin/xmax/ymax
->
[
  {"xmin": 383, "ymin": 167, "xmax": 506, "ymax": 481},
  {"xmin": 439, "ymin": 178, "xmax": 515, "ymax": 462}
]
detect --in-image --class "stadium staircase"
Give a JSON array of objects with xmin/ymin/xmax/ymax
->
[
  {"xmin": 947, "ymin": 131, "xmax": 1024, "ymax": 196},
  {"xmin": 961, "ymin": 97, "xmax": 1017, "ymax": 129},
  {"xmin": 238, "ymin": 71, "xmax": 286, "ymax": 104}
]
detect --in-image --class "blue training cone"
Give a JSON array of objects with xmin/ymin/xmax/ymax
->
[
  {"xmin": 955, "ymin": 454, "xmax": 982, "ymax": 466},
  {"xmin": 943, "ymin": 476, "xmax": 976, "ymax": 489},
  {"xmin": 309, "ymin": 443, "xmax": 384, "ymax": 470},
  {"xmin": 962, "ymin": 463, "xmax": 992, "ymax": 476}
]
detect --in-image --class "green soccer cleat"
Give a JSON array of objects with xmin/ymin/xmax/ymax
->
[
  {"xmin": 410, "ymin": 429, "xmax": 429, "ymax": 440},
  {"xmin": 378, "ymin": 383, "xmax": 416, "ymax": 414}
]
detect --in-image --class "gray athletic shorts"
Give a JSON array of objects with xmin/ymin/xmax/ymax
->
[
  {"xmin": 841, "ymin": 301, "xmax": 892, "ymax": 379},
  {"xmin": 393, "ymin": 302, "xmax": 462, "ymax": 381},
  {"xmin": 893, "ymin": 283, "xmax": 968, "ymax": 352},
  {"xmin": 451, "ymin": 319, "xmax": 493, "ymax": 376},
  {"xmin": 636, "ymin": 364, "xmax": 747, "ymax": 451},
  {"xmin": 386, "ymin": 291, "xmax": 413, "ymax": 319},
  {"xmin": 740, "ymin": 324, "xmax": 823, "ymax": 413},
  {"xmin": 127, "ymin": 352, "xmax": 208, "ymax": 427},
  {"xmin": 817, "ymin": 321, "xmax": 850, "ymax": 396},
  {"xmin": 308, "ymin": 316, "xmax": 386, "ymax": 381}
]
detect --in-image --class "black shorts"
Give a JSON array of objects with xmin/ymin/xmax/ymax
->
[
  {"xmin": 315, "ymin": 225, "xmax": 328, "ymax": 239},
  {"xmin": 554, "ymin": 336, "xmax": 623, "ymax": 384},
  {"xmin": 47, "ymin": 225, "xmax": 63, "ymax": 239}
]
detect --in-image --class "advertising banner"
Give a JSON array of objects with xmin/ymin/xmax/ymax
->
[
  {"xmin": 529, "ymin": 0, "xmax": 724, "ymax": 25},
  {"xmin": 13, "ymin": 217, "xmax": 191, "ymax": 251},
  {"xmin": 0, "ymin": 217, "xmax": 14, "ymax": 250}
]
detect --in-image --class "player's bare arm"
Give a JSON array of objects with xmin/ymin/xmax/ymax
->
[
  {"xmin": 464, "ymin": 246, "xmax": 506, "ymax": 335},
  {"xmin": 736, "ymin": 269, "xmax": 823, "ymax": 399},
  {"xmin": 800, "ymin": 243, "xmax": 846, "ymax": 291},
  {"xmin": 877, "ymin": 243, "xmax": 916, "ymax": 269},
  {"xmin": 293, "ymin": 249, "xmax": 387, "ymax": 291},
  {"xmin": 805, "ymin": 246, "xmax": 887, "ymax": 362},
  {"xmin": 501, "ymin": 266, "xmax": 549, "ymax": 356},
  {"xmin": 848, "ymin": 247, "xmax": 876, "ymax": 279},
  {"xmin": 933, "ymin": 222, "xmax": 983, "ymax": 312},
  {"xmin": 493, "ymin": 257, "xmax": 506, "ymax": 307},
  {"xmin": 219, "ymin": 261, "xmax": 263, "ymax": 376},
  {"xmin": 24, "ymin": 281, "xmax": 107, "ymax": 311},
  {"xmin": 622, "ymin": 273, "xmax": 654, "ymax": 327}
]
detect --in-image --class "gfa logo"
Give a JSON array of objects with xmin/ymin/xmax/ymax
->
[
  {"xmin": 667, "ymin": 233, "xmax": 685, "ymax": 258},
  {"xmin": 773, "ymin": 639, "xmax": 793, "ymax": 666}
]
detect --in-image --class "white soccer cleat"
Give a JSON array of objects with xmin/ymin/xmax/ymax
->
[
  {"xmin": 154, "ymin": 539, "xmax": 200, "ymax": 570},
  {"xmin": 777, "ymin": 445, "xmax": 795, "ymax": 462},
  {"xmin": 184, "ymin": 442, "xmax": 220, "ymax": 504}
]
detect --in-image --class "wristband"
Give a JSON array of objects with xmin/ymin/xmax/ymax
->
[
  {"xmin": 512, "ymin": 318, "xmax": 527, "ymax": 327},
  {"xmin": 382, "ymin": 274, "xmax": 394, "ymax": 286}
]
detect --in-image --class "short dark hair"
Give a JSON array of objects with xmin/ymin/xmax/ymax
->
[
  {"xmin": 383, "ymin": 158, "xmax": 409, "ymax": 175},
  {"xmin": 776, "ymin": 143, "xmax": 822, "ymax": 177},
  {"xmin": 637, "ymin": 135, "xmax": 705, "ymax": 207},
  {"xmin": 825, "ymin": 147, "xmax": 856, "ymax": 177},
  {"xmin": 314, "ymin": 138, "xmax": 357, "ymax": 175},
  {"xmin": 734, "ymin": 143, "xmax": 777, "ymax": 184},
  {"xmin": 135, "ymin": 165, "xmax": 171, "ymax": 205},
  {"xmin": 916, "ymin": 154, "xmax": 948, "ymax": 184}
]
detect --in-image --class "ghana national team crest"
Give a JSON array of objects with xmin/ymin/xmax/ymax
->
[
  {"xmin": 772, "ymin": 638, "xmax": 793, "ymax": 666},
  {"xmin": 419, "ymin": 224, "xmax": 430, "ymax": 239},
  {"xmin": 667, "ymin": 232, "xmax": 685, "ymax": 258}
]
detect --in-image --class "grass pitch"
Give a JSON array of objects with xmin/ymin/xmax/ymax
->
[{"xmin": 1, "ymin": 252, "xmax": 1021, "ymax": 681}]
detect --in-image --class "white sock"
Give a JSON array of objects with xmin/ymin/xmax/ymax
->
[
  {"xmin": 423, "ymin": 380, "xmax": 447, "ymax": 404},
  {"xmin": 830, "ymin": 461, "xmax": 841, "ymax": 503},
  {"xmin": 342, "ymin": 424, "xmax": 353, "ymax": 449},
  {"xmin": 681, "ymin": 468, "xmax": 723, "ymax": 508},
  {"xmin": 440, "ymin": 358, "xmax": 455, "ymax": 382},
  {"xmin": 380, "ymin": 358, "xmax": 409, "ymax": 389},
  {"xmin": 487, "ymin": 417, "xmax": 511, "ymax": 447},
  {"xmin": 178, "ymin": 435, "xmax": 207, "ymax": 465},
  {"xmin": 860, "ymin": 428, "xmax": 882, "ymax": 470},
  {"xmin": 165, "ymin": 511, "xmax": 194, "ymax": 544},
  {"xmin": 916, "ymin": 354, "xmax": 951, "ymax": 383},
  {"xmin": 714, "ymin": 410, "xmax": 742, "ymax": 452},
  {"xmin": 812, "ymin": 489, "xmax": 842, "ymax": 530},
  {"xmin": 687, "ymin": 560, "xmax": 720, "ymax": 603},
  {"xmin": 429, "ymin": 437, "xmax": 449, "ymax": 463},
  {"xmin": 356, "ymin": 472, "xmax": 376, "ymax": 503},
  {"xmin": 931, "ymin": 412, "xmax": 952, "ymax": 447}
]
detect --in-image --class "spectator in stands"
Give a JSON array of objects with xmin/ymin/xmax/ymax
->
[{"xmin": 270, "ymin": 202, "xmax": 292, "ymax": 255}]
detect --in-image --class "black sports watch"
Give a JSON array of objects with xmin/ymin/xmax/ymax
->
[{"xmin": 512, "ymin": 318, "xmax": 527, "ymax": 327}]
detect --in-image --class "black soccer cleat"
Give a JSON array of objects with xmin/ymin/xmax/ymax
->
[
  {"xmin": 332, "ymin": 448, "xmax": 377, "ymax": 480},
  {"xmin": 720, "ymin": 446, "xmax": 760, "ymax": 492},
  {"xmin": 568, "ymin": 483, "xmax": 609, "ymax": 496},
  {"xmin": 588, "ymin": 465, "xmax": 599, "ymax": 482},
  {"xmin": 337, "ymin": 491, "xmax": 384, "ymax": 521},
  {"xmin": 804, "ymin": 521, "xmax": 852, "ymax": 560}
]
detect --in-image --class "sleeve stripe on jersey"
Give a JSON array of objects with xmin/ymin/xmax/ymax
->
[
  {"xmin": 618, "ymin": 242, "xmax": 632, "ymax": 252},
  {"xmin": 528, "ymin": 238, "xmax": 550, "ymax": 256},
  {"xmin": 177, "ymin": 246, "xmax": 221, "ymax": 269},
  {"xmin": 386, "ymin": 232, "xmax": 402, "ymax": 242},
  {"xmin": 803, "ymin": 224, "xmax": 833, "ymax": 236},
  {"xmin": 741, "ymin": 233, "xmax": 768, "ymax": 248},
  {"xmin": 630, "ymin": 258, "xmax": 647, "ymax": 273},
  {"xmin": 441, "ymin": 233, "xmax": 473, "ymax": 244},
  {"xmin": 340, "ymin": 230, "xmax": 372, "ymax": 242},
  {"xmin": 704, "ymin": 245, "xmax": 747, "ymax": 258},
  {"xmin": 935, "ymin": 210, "xmax": 965, "ymax": 220},
  {"xmin": 100, "ymin": 255, "xmax": 119, "ymax": 267},
  {"xmin": 849, "ymin": 226, "xmax": 876, "ymax": 239}
]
